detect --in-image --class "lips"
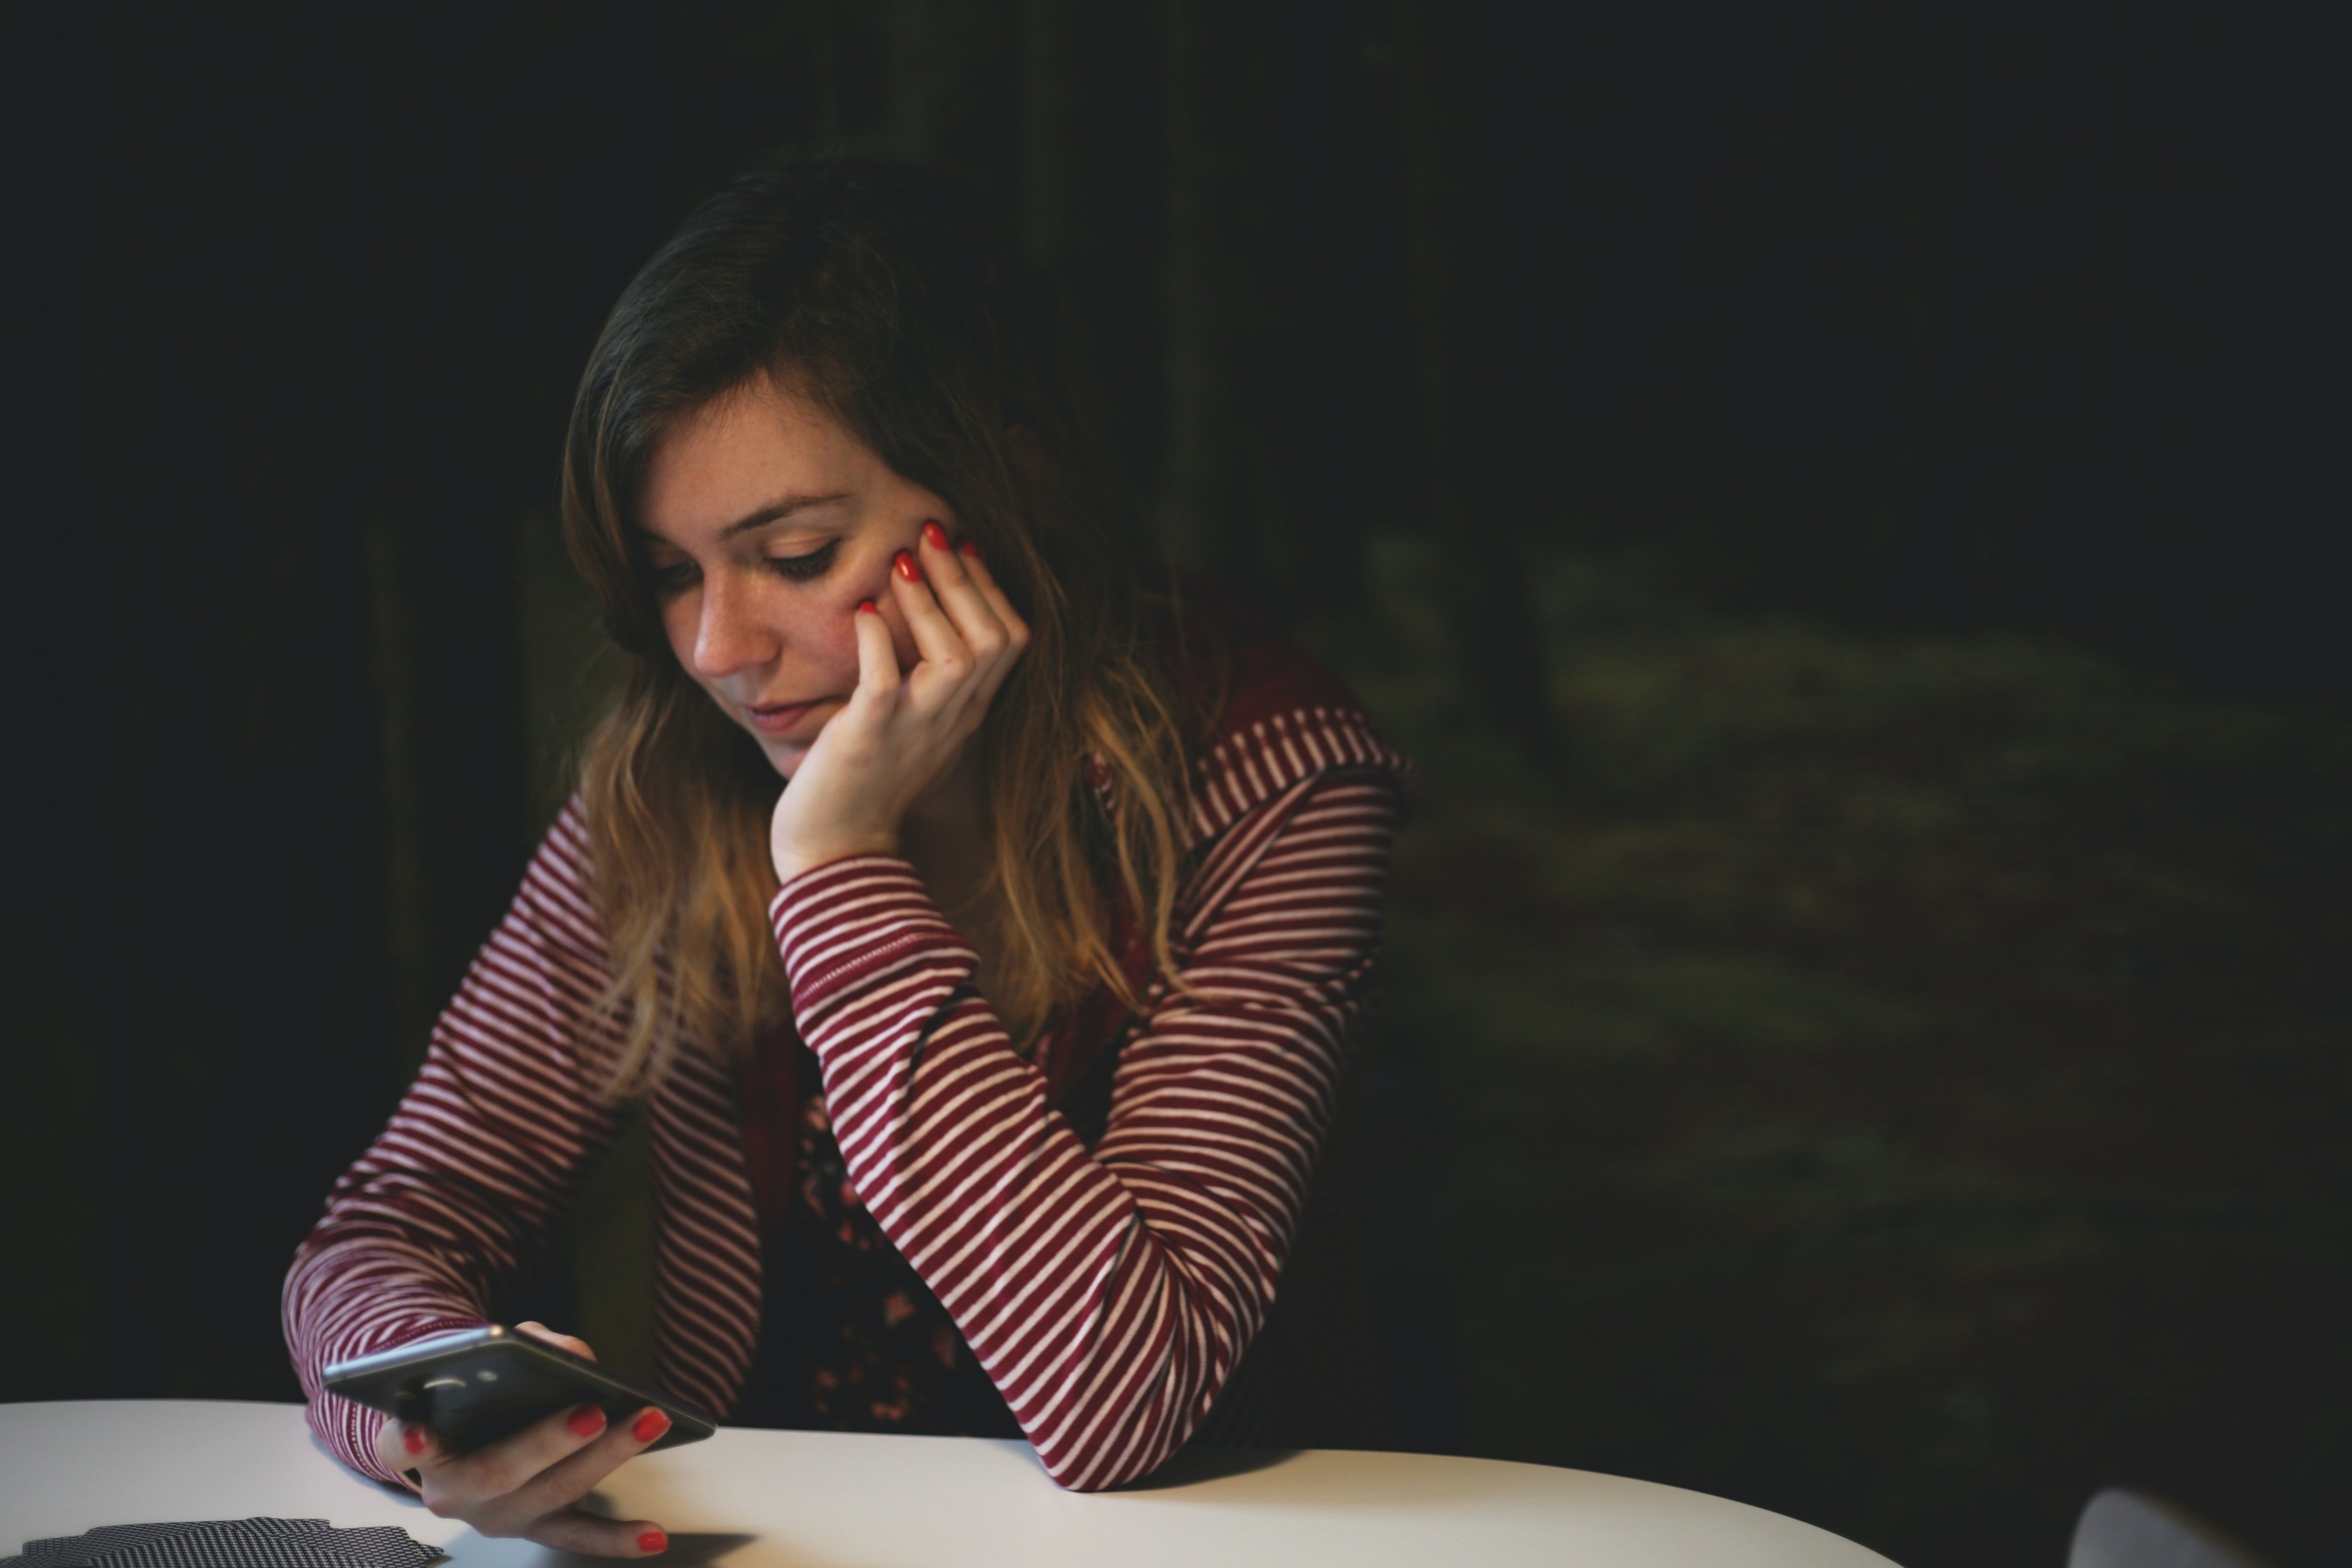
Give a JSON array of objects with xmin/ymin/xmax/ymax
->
[{"xmin": 744, "ymin": 697, "xmax": 830, "ymax": 738}]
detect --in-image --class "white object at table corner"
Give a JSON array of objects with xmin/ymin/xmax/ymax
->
[{"xmin": 0, "ymin": 1401, "xmax": 1899, "ymax": 1568}]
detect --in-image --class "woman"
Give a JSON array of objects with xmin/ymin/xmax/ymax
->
[{"xmin": 284, "ymin": 161, "xmax": 1410, "ymax": 1553}]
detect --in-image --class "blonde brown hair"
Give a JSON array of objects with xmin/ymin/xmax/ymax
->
[{"xmin": 559, "ymin": 163, "xmax": 1198, "ymax": 1099}]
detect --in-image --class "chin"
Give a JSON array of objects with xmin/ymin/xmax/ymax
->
[{"xmin": 764, "ymin": 740, "xmax": 811, "ymax": 780}]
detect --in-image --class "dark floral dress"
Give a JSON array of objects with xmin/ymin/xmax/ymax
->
[
  {"xmin": 730, "ymin": 1033, "xmax": 1024, "ymax": 1437},
  {"xmin": 727, "ymin": 860, "xmax": 1144, "ymax": 1439}
]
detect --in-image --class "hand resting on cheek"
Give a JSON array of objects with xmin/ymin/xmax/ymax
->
[{"xmin": 767, "ymin": 523, "xmax": 1030, "ymax": 886}]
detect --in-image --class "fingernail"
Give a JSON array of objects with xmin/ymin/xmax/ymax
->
[
  {"xmin": 632, "ymin": 1409, "xmax": 672, "ymax": 1443},
  {"xmin": 856, "ymin": 599, "xmax": 878, "ymax": 614},
  {"xmin": 921, "ymin": 520, "xmax": 949, "ymax": 551},
  {"xmin": 401, "ymin": 1425, "xmax": 427, "ymax": 1455},
  {"xmin": 957, "ymin": 540, "xmax": 981, "ymax": 559},
  {"xmin": 894, "ymin": 550, "xmax": 922, "ymax": 583},
  {"xmin": 568, "ymin": 1404, "xmax": 606, "ymax": 1438},
  {"xmin": 637, "ymin": 1530, "xmax": 668, "ymax": 1555}
]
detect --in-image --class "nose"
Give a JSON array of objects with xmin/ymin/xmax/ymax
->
[{"xmin": 690, "ymin": 568, "xmax": 779, "ymax": 680}]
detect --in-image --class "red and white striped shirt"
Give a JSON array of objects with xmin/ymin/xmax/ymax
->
[{"xmin": 284, "ymin": 645, "xmax": 1408, "ymax": 1492}]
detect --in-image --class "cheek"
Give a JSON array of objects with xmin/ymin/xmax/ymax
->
[
  {"xmin": 802, "ymin": 599, "xmax": 863, "ymax": 678},
  {"xmin": 792, "ymin": 569, "xmax": 901, "ymax": 684},
  {"xmin": 829, "ymin": 559, "xmax": 919, "ymax": 673}
]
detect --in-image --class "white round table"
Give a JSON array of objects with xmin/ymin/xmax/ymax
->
[{"xmin": 0, "ymin": 1402, "xmax": 1898, "ymax": 1567}]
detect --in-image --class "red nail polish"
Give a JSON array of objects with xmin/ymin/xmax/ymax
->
[
  {"xmin": 856, "ymin": 599, "xmax": 878, "ymax": 614},
  {"xmin": 632, "ymin": 1409, "xmax": 672, "ymax": 1443},
  {"xmin": 637, "ymin": 1530, "xmax": 668, "ymax": 1555},
  {"xmin": 957, "ymin": 540, "xmax": 981, "ymax": 559},
  {"xmin": 894, "ymin": 550, "xmax": 921, "ymax": 583},
  {"xmin": 401, "ymin": 1426, "xmax": 426, "ymax": 1455},
  {"xmin": 568, "ymin": 1405, "xmax": 606, "ymax": 1438},
  {"xmin": 921, "ymin": 520, "xmax": 949, "ymax": 552}
]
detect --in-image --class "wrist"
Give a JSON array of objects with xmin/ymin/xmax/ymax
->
[{"xmin": 771, "ymin": 834, "xmax": 902, "ymax": 888}]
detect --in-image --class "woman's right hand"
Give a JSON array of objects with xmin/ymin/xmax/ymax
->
[{"xmin": 369, "ymin": 1322, "xmax": 672, "ymax": 1557}]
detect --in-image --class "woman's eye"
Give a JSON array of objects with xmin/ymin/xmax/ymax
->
[
  {"xmin": 766, "ymin": 541, "xmax": 839, "ymax": 581},
  {"xmin": 643, "ymin": 559, "xmax": 698, "ymax": 596}
]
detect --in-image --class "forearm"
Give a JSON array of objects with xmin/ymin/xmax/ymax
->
[
  {"xmin": 284, "ymin": 1230, "xmax": 491, "ymax": 1482},
  {"xmin": 775, "ymin": 869, "xmax": 1247, "ymax": 1487},
  {"xmin": 284, "ymin": 807, "xmax": 620, "ymax": 1480},
  {"xmin": 771, "ymin": 774, "xmax": 1394, "ymax": 1489}
]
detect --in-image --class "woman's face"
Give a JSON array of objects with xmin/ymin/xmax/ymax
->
[{"xmin": 637, "ymin": 376, "xmax": 940, "ymax": 779}]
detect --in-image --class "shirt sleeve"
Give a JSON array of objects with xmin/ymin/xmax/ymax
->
[
  {"xmin": 767, "ymin": 767, "xmax": 1399, "ymax": 1490},
  {"xmin": 281, "ymin": 803, "xmax": 621, "ymax": 1483}
]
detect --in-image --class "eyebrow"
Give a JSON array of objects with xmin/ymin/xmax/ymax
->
[
  {"xmin": 634, "ymin": 492, "xmax": 852, "ymax": 544},
  {"xmin": 722, "ymin": 492, "xmax": 853, "ymax": 539}
]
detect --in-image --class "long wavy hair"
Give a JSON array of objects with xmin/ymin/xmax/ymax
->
[{"xmin": 560, "ymin": 162, "xmax": 1196, "ymax": 1099}]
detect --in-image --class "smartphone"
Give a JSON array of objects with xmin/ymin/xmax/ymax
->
[{"xmin": 323, "ymin": 1325, "xmax": 717, "ymax": 1455}]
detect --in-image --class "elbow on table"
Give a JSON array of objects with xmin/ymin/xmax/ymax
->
[
  {"xmin": 1027, "ymin": 1384, "xmax": 1228, "ymax": 1493},
  {"xmin": 1037, "ymin": 1440, "xmax": 1181, "ymax": 1494}
]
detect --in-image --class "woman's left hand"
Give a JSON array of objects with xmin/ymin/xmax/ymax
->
[{"xmin": 768, "ymin": 523, "xmax": 1030, "ymax": 885}]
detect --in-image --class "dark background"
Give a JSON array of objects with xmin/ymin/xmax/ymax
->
[{"xmin": 5, "ymin": 4, "xmax": 2343, "ymax": 1566}]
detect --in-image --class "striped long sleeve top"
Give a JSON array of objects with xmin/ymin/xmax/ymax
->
[{"xmin": 283, "ymin": 629, "xmax": 1410, "ymax": 1493}]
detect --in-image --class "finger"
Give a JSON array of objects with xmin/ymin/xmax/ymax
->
[
  {"xmin": 515, "ymin": 1321, "xmax": 598, "ymax": 1362},
  {"xmin": 945, "ymin": 550, "xmax": 1030, "ymax": 709},
  {"xmin": 524, "ymin": 1507, "xmax": 669, "ymax": 1559},
  {"xmin": 375, "ymin": 1418, "xmax": 435, "ymax": 1489},
  {"xmin": 433, "ymin": 1401, "xmax": 612, "ymax": 1510},
  {"xmin": 495, "ymin": 1407, "xmax": 675, "ymax": 1535},
  {"xmin": 851, "ymin": 598, "xmax": 900, "ymax": 703},
  {"xmin": 887, "ymin": 550, "xmax": 975, "ymax": 698},
  {"xmin": 918, "ymin": 523, "xmax": 1013, "ymax": 671},
  {"xmin": 954, "ymin": 543, "xmax": 1032, "ymax": 667}
]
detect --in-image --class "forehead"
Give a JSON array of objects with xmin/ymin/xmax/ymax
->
[{"xmin": 638, "ymin": 377, "xmax": 874, "ymax": 542}]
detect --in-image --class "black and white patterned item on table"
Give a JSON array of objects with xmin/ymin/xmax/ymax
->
[{"xmin": 2, "ymin": 1518, "xmax": 438, "ymax": 1568}]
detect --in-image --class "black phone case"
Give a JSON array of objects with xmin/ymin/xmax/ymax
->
[{"xmin": 322, "ymin": 1326, "xmax": 717, "ymax": 1454}]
